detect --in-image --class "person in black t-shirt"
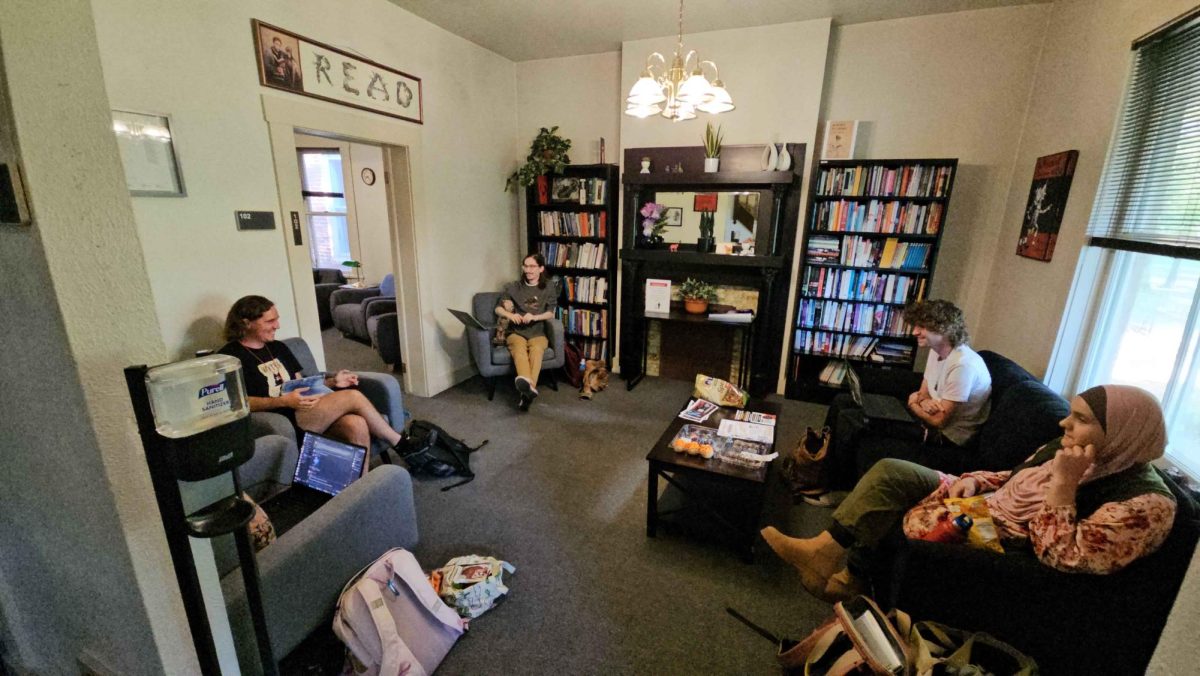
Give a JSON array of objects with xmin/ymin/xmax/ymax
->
[{"xmin": 219, "ymin": 295, "xmax": 451, "ymax": 476}]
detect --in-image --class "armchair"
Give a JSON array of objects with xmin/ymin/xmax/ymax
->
[
  {"xmin": 312, "ymin": 268, "xmax": 346, "ymax": 329},
  {"xmin": 331, "ymin": 274, "xmax": 395, "ymax": 342},
  {"xmin": 249, "ymin": 337, "xmax": 405, "ymax": 461},
  {"xmin": 466, "ymin": 291, "xmax": 564, "ymax": 400},
  {"xmin": 181, "ymin": 434, "xmax": 418, "ymax": 673},
  {"xmin": 368, "ymin": 310, "xmax": 402, "ymax": 371}
]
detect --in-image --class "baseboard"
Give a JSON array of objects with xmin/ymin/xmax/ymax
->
[{"xmin": 428, "ymin": 363, "xmax": 479, "ymax": 396}]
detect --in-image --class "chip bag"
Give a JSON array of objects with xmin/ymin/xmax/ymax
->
[
  {"xmin": 693, "ymin": 374, "xmax": 749, "ymax": 409},
  {"xmin": 942, "ymin": 495, "xmax": 1005, "ymax": 553},
  {"xmin": 429, "ymin": 555, "xmax": 516, "ymax": 619}
]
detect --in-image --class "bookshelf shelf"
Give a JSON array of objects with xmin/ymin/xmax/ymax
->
[
  {"xmin": 787, "ymin": 158, "xmax": 958, "ymax": 402},
  {"xmin": 528, "ymin": 164, "xmax": 618, "ymax": 366}
]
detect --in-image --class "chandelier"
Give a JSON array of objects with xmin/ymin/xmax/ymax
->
[{"xmin": 624, "ymin": 0, "xmax": 735, "ymax": 122}]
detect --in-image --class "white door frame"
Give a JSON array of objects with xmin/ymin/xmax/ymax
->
[{"xmin": 260, "ymin": 92, "xmax": 432, "ymax": 396}]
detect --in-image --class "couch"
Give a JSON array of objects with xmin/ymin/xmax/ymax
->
[
  {"xmin": 250, "ymin": 337, "xmax": 405, "ymax": 461},
  {"xmin": 180, "ymin": 434, "xmax": 418, "ymax": 672},
  {"xmin": 313, "ymin": 268, "xmax": 346, "ymax": 329},
  {"xmin": 369, "ymin": 311, "xmax": 402, "ymax": 370},
  {"xmin": 465, "ymin": 290, "xmax": 564, "ymax": 400},
  {"xmin": 331, "ymin": 273, "xmax": 395, "ymax": 342},
  {"xmin": 832, "ymin": 350, "xmax": 1070, "ymax": 486}
]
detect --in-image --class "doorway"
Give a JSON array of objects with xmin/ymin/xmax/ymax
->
[{"xmin": 261, "ymin": 93, "xmax": 432, "ymax": 396}]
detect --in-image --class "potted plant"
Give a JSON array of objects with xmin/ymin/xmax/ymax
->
[
  {"xmin": 678, "ymin": 278, "xmax": 717, "ymax": 314},
  {"xmin": 703, "ymin": 122, "xmax": 723, "ymax": 173},
  {"xmin": 341, "ymin": 259, "xmax": 365, "ymax": 288},
  {"xmin": 697, "ymin": 212, "xmax": 716, "ymax": 253},
  {"xmin": 505, "ymin": 126, "xmax": 572, "ymax": 192}
]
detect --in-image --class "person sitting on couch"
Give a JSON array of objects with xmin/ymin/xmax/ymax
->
[
  {"xmin": 219, "ymin": 295, "xmax": 453, "ymax": 476},
  {"xmin": 902, "ymin": 299, "xmax": 992, "ymax": 446},
  {"xmin": 495, "ymin": 252, "xmax": 558, "ymax": 411},
  {"xmin": 763, "ymin": 384, "xmax": 1176, "ymax": 603}
]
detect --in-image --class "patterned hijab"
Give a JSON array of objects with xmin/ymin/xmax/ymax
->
[{"xmin": 987, "ymin": 385, "xmax": 1167, "ymax": 525}]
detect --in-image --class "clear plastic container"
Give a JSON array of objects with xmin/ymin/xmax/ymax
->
[
  {"xmin": 669, "ymin": 424, "xmax": 725, "ymax": 459},
  {"xmin": 145, "ymin": 355, "xmax": 249, "ymax": 438},
  {"xmin": 715, "ymin": 438, "xmax": 773, "ymax": 468}
]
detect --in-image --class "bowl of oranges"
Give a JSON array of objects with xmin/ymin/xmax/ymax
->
[{"xmin": 670, "ymin": 425, "xmax": 723, "ymax": 459}]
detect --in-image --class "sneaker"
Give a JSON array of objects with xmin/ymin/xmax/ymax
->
[
  {"xmin": 518, "ymin": 393, "xmax": 532, "ymax": 411},
  {"xmin": 515, "ymin": 376, "xmax": 535, "ymax": 399}
]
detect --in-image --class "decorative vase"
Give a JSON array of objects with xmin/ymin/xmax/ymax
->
[
  {"xmin": 640, "ymin": 157, "xmax": 651, "ymax": 174},
  {"xmin": 684, "ymin": 298, "xmax": 709, "ymax": 314},
  {"xmin": 697, "ymin": 235, "xmax": 715, "ymax": 253},
  {"xmin": 761, "ymin": 143, "xmax": 779, "ymax": 171},
  {"xmin": 777, "ymin": 145, "xmax": 792, "ymax": 171},
  {"xmin": 704, "ymin": 157, "xmax": 720, "ymax": 173}
]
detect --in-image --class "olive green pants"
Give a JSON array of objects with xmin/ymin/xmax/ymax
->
[
  {"xmin": 831, "ymin": 459, "xmax": 944, "ymax": 572},
  {"xmin": 505, "ymin": 333, "xmax": 549, "ymax": 384}
]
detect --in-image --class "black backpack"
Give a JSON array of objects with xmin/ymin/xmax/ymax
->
[{"xmin": 396, "ymin": 420, "xmax": 488, "ymax": 491}]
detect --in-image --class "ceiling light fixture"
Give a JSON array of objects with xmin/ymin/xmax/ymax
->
[{"xmin": 625, "ymin": 0, "xmax": 734, "ymax": 122}]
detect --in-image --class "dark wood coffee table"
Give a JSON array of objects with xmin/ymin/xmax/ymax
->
[{"xmin": 646, "ymin": 399, "xmax": 781, "ymax": 562}]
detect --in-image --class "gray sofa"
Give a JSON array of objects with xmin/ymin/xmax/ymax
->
[
  {"xmin": 182, "ymin": 434, "xmax": 418, "ymax": 672},
  {"xmin": 331, "ymin": 274, "xmax": 395, "ymax": 342},
  {"xmin": 466, "ymin": 290, "xmax": 564, "ymax": 400}
]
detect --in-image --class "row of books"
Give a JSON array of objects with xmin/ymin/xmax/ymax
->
[
  {"xmin": 792, "ymin": 331, "xmax": 915, "ymax": 364},
  {"xmin": 816, "ymin": 164, "xmax": 953, "ymax": 199},
  {"xmin": 538, "ymin": 242, "xmax": 607, "ymax": 270},
  {"xmin": 562, "ymin": 275, "xmax": 608, "ymax": 304},
  {"xmin": 807, "ymin": 236, "xmax": 932, "ymax": 270},
  {"xmin": 818, "ymin": 359, "xmax": 849, "ymax": 386},
  {"xmin": 871, "ymin": 341, "xmax": 916, "ymax": 364},
  {"xmin": 536, "ymin": 210, "xmax": 608, "ymax": 238},
  {"xmin": 811, "ymin": 199, "xmax": 943, "ymax": 235},
  {"xmin": 560, "ymin": 307, "xmax": 608, "ymax": 339},
  {"xmin": 796, "ymin": 299, "xmax": 912, "ymax": 336},
  {"xmin": 571, "ymin": 338, "xmax": 607, "ymax": 361},
  {"xmin": 801, "ymin": 267, "xmax": 926, "ymax": 304}
]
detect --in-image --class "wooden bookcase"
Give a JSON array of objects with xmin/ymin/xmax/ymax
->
[
  {"xmin": 786, "ymin": 158, "xmax": 958, "ymax": 402},
  {"xmin": 526, "ymin": 163, "xmax": 619, "ymax": 366}
]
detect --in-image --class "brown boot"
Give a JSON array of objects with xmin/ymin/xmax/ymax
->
[
  {"xmin": 820, "ymin": 568, "xmax": 865, "ymax": 604},
  {"xmin": 760, "ymin": 527, "xmax": 846, "ymax": 600}
]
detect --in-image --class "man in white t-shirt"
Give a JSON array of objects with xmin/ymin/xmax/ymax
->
[{"xmin": 905, "ymin": 300, "xmax": 991, "ymax": 446}]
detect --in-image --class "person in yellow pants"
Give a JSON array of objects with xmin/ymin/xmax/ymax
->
[{"xmin": 495, "ymin": 253, "xmax": 557, "ymax": 410}]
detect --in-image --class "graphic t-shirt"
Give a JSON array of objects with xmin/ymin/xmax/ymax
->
[
  {"xmin": 922, "ymin": 344, "xmax": 992, "ymax": 446},
  {"xmin": 498, "ymin": 278, "xmax": 559, "ymax": 340},
  {"xmin": 219, "ymin": 340, "xmax": 305, "ymax": 421}
]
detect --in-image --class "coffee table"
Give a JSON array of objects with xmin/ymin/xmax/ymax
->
[{"xmin": 645, "ymin": 398, "xmax": 781, "ymax": 562}]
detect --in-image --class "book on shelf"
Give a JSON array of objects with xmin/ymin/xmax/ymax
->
[
  {"xmin": 708, "ymin": 309, "xmax": 753, "ymax": 323},
  {"xmin": 806, "ymin": 235, "xmax": 841, "ymax": 263},
  {"xmin": 818, "ymin": 359, "xmax": 848, "ymax": 386},
  {"xmin": 812, "ymin": 199, "xmax": 944, "ymax": 235},
  {"xmin": 801, "ymin": 267, "xmax": 924, "ymax": 304},
  {"xmin": 537, "ymin": 211, "xmax": 607, "ymax": 238},
  {"xmin": 564, "ymin": 276, "xmax": 607, "ymax": 304},
  {"xmin": 797, "ymin": 299, "xmax": 911, "ymax": 335},
  {"xmin": 870, "ymin": 341, "xmax": 915, "ymax": 364},
  {"xmin": 816, "ymin": 164, "xmax": 953, "ymax": 199},
  {"xmin": 793, "ymin": 330, "xmax": 879, "ymax": 359},
  {"xmin": 537, "ymin": 241, "xmax": 607, "ymax": 269}
]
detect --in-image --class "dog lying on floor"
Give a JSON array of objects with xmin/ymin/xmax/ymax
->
[{"xmin": 579, "ymin": 360, "xmax": 609, "ymax": 399}]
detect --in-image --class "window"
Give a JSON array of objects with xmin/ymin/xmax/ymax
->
[
  {"xmin": 298, "ymin": 149, "xmax": 352, "ymax": 272},
  {"xmin": 1051, "ymin": 14, "xmax": 1200, "ymax": 475}
]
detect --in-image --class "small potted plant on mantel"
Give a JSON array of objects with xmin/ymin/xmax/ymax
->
[
  {"xmin": 703, "ymin": 122, "xmax": 723, "ymax": 172},
  {"xmin": 678, "ymin": 278, "xmax": 718, "ymax": 314}
]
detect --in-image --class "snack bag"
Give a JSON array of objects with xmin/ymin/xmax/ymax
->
[
  {"xmin": 942, "ymin": 495, "xmax": 1005, "ymax": 553},
  {"xmin": 693, "ymin": 374, "xmax": 749, "ymax": 409},
  {"xmin": 429, "ymin": 555, "xmax": 516, "ymax": 619}
]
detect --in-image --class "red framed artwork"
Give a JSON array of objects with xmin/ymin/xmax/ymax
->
[{"xmin": 693, "ymin": 193, "xmax": 718, "ymax": 213}]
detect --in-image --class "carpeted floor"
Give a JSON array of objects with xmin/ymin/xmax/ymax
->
[{"xmin": 305, "ymin": 330, "xmax": 840, "ymax": 674}]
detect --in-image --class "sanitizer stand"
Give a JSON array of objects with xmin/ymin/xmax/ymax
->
[{"xmin": 125, "ymin": 361, "xmax": 278, "ymax": 676}]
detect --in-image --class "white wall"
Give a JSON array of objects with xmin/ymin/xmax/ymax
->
[
  {"xmin": 0, "ymin": 0, "xmax": 193, "ymax": 672},
  {"xmin": 822, "ymin": 5, "xmax": 1051, "ymax": 345},
  {"xmin": 92, "ymin": 0, "xmax": 520, "ymax": 394},
  {"xmin": 348, "ymin": 142, "xmax": 393, "ymax": 288},
  {"xmin": 975, "ymin": 0, "xmax": 1200, "ymax": 376}
]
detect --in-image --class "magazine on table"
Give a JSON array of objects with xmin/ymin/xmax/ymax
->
[{"xmin": 678, "ymin": 398, "xmax": 718, "ymax": 423}]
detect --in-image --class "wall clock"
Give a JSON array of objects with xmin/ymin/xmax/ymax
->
[{"xmin": 361, "ymin": 167, "xmax": 376, "ymax": 186}]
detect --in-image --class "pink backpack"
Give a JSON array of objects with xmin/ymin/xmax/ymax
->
[{"xmin": 333, "ymin": 548, "xmax": 466, "ymax": 676}]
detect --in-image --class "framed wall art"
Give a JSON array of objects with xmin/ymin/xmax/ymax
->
[
  {"xmin": 111, "ymin": 110, "xmax": 186, "ymax": 197},
  {"xmin": 1016, "ymin": 150, "xmax": 1078, "ymax": 262}
]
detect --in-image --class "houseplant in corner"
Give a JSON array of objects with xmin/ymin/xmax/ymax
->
[
  {"xmin": 505, "ymin": 126, "xmax": 572, "ymax": 193},
  {"xmin": 678, "ymin": 278, "xmax": 717, "ymax": 314},
  {"xmin": 703, "ymin": 122, "xmax": 723, "ymax": 173}
]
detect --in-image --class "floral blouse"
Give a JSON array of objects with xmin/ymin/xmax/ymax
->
[{"xmin": 902, "ymin": 470, "xmax": 1177, "ymax": 574}]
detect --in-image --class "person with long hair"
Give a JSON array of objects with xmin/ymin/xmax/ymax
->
[
  {"xmin": 219, "ymin": 295, "xmax": 452, "ymax": 475},
  {"xmin": 763, "ymin": 384, "xmax": 1177, "ymax": 603},
  {"xmin": 495, "ymin": 252, "xmax": 558, "ymax": 410}
]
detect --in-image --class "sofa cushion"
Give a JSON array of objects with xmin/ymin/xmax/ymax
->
[
  {"xmin": 975, "ymin": 379, "xmax": 1070, "ymax": 471},
  {"xmin": 979, "ymin": 350, "xmax": 1037, "ymax": 401}
]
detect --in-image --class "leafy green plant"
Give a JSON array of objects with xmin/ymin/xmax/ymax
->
[
  {"xmin": 703, "ymin": 122, "xmax": 723, "ymax": 159},
  {"xmin": 506, "ymin": 126, "xmax": 572, "ymax": 192},
  {"xmin": 678, "ymin": 277, "xmax": 717, "ymax": 302},
  {"xmin": 699, "ymin": 212, "xmax": 715, "ymax": 239}
]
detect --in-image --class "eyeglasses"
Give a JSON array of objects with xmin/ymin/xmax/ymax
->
[{"xmin": 522, "ymin": 264, "xmax": 541, "ymax": 269}]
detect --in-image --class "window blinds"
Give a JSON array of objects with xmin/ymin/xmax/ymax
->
[{"xmin": 1087, "ymin": 18, "xmax": 1200, "ymax": 259}]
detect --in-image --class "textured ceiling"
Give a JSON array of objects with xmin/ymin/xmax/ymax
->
[{"xmin": 387, "ymin": 0, "xmax": 1049, "ymax": 62}]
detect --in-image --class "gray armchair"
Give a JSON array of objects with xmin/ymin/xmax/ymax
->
[
  {"xmin": 369, "ymin": 311, "xmax": 402, "ymax": 371},
  {"xmin": 331, "ymin": 273, "xmax": 395, "ymax": 342},
  {"xmin": 312, "ymin": 268, "xmax": 346, "ymax": 329},
  {"xmin": 181, "ymin": 434, "xmax": 418, "ymax": 672},
  {"xmin": 250, "ymin": 337, "xmax": 405, "ymax": 460},
  {"xmin": 466, "ymin": 290, "xmax": 564, "ymax": 400}
]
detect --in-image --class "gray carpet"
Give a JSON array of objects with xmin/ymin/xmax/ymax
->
[
  {"xmin": 387, "ymin": 372, "xmax": 839, "ymax": 674},
  {"xmin": 321, "ymin": 328, "xmax": 391, "ymax": 374}
]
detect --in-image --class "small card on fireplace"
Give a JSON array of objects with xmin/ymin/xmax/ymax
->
[{"xmin": 645, "ymin": 278, "xmax": 671, "ymax": 317}]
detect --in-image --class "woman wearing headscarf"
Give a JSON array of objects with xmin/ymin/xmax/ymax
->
[{"xmin": 762, "ymin": 385, "xmax": 1177, "ymax": 603}]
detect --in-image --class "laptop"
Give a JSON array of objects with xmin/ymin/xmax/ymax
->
[
  {"xmin": 448, "ymin": 308, "xmax": 488, "ymax": 331},
  {"xmin": 261, "ymin": 431, "xmax": 367, "ymax": 533},
  {"xmin": 845, "ymin": 363, "xmax": 917, "ymax": 424}
]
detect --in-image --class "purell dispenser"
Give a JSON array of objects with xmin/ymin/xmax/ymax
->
[{"xmin": 126, "ymin": 356, "xmax": 276, "ymax": 676}]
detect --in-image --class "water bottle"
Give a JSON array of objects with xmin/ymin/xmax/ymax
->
[{"xmin": 919, "ymin": 514, "xmax": 973, "ymax": 543}]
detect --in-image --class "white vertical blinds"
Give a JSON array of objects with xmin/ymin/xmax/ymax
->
[{"xmin": 1087, "ymin": 19, "xmax": 1200, "ymax": 258}]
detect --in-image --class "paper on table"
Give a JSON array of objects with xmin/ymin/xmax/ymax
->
[{"xmin": 717, "ymin": 419, "xmax": 774, "ymax": 443}]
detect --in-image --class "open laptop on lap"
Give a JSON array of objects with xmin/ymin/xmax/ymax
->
[
  {"xmin": 261, "ymin": 431, "xmax": 367, "ymax": 534},
  {"xmin": 845, "ymin": 362, "xmax": 917, "ymax": 424}
]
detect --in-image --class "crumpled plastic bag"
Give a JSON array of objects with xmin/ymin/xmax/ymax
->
[
  {"xmin": 943, "ymin": 495, "xmax": 1005, "ymax": 553},
  {"xmin": 429, "ymin": 555, "xmax": 516, "ymax": 619},
  {"xmin": 693, "ymin": 374, "xmax": 749, "ymax": 409}
]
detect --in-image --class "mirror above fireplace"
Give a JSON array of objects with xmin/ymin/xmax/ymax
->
[{"xmin": 653, "ymin": 191, "xmax": 761, "ymax": 252}]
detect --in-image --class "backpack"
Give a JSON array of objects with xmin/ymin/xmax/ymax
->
[
  {"xmin": 562, "ymin": 342, "xmax": 585, "ymax": 388},
  {"xmin": 333, "ymin": 548, "xmax": 466, "ymax": 676},
  {"xmin": 406, "ymin": 420, "xmax": 488, "ymax": 491}
]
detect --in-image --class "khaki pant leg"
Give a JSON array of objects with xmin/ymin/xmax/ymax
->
[
  {"xmin": 527, "ymin": 335, "xmax": 549, "ymax": 385},
  {"xmin": 506, "ymin": 333, "xmax": 532, "ymax": 380}
]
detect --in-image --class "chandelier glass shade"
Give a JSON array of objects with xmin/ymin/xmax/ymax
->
[{"xmin": 625, "ymin": 0, "xmax": 734, "ymax": 122}]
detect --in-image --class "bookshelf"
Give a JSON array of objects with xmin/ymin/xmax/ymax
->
[
  {"xmin": 786, "ymin": 158, "xmax": 958, "ymax": 402},
  {"xmin": 526, "ymin": 163, "xmax": 619, "ymax": 366}
]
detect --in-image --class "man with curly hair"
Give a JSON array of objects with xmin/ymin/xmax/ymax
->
[{"xmin": 903, "ymin": 299, "xmax": 991, "ymax": 446}]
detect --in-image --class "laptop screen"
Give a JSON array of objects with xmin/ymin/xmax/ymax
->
[{"xmin": 294, "ymin": 432, "xmax": 367, "ymax": 497}]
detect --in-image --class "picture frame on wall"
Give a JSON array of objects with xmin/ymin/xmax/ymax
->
[
  {"xmin": 822, "ymin": 120, "xmax": 859, "ymax": 160},
  {"xmin": 1016, "ymin": 150, "xmax": 1078, "ymax": 262},
  {"xmin": 693, "ymin": 193, "xmax": 718, "ymax": 212},
  {"xmin": 663, "ymin": 207, "xmax": 683, "ymax": 227},
  {"xmin": 111, "ymin": 110, "xmax": 186, "ymax": 197}
]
